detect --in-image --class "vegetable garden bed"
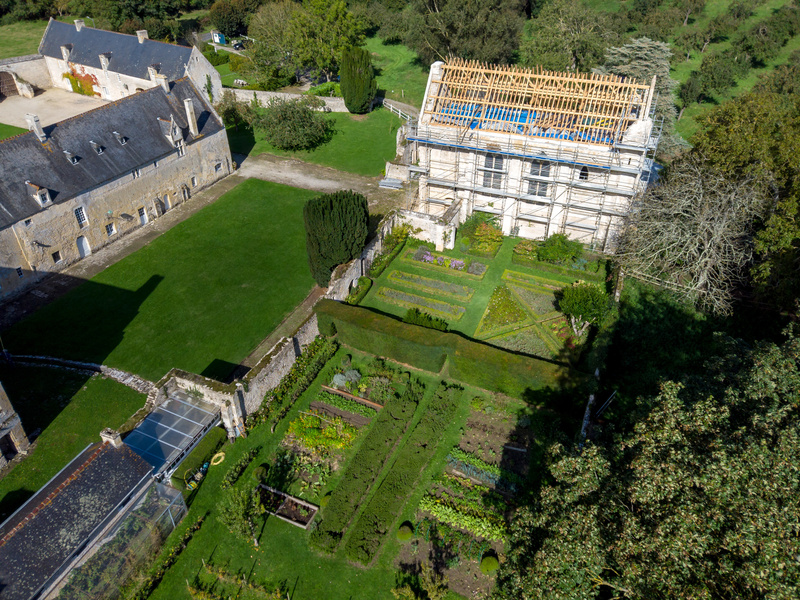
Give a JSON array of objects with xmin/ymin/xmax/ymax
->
[{"xmin": 258, "ymin": 485, "xmax": 318, "ymax": 529}]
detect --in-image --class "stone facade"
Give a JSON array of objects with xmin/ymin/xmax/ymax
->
[
  {"xmin": 0, "ymin": 382, "xmax": 29, "ymax": 468},
  {"xmin": 231, "ymin": 88, "xmax": 348, "ymax": 113}
]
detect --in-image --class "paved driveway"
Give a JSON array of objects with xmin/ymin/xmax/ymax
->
[{"xmin": 0, "ymin": 88, "xmax": 107, "ymax": 128}]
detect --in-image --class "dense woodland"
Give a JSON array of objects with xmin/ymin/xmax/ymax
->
[{"xmin": 2, "ymin": 0, "xmax": 798, "ymax": 598}]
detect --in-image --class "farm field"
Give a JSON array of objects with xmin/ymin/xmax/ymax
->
[
  {"xmin": 360, "ymin": 235, "xmax": 607, "ymax": 362},
  {"xmin": 1, "ymin": 179, "xmax": 317, "ymax": 382},
  {"xmin": 0, "ymin": 367, "xmax": 145, "ymax": 519},
  {"xmin": 135, "ymin": 339, "xmax": 547, "ymax": 600},
  {"xmin": 227, "ymin": 108, "xmax": 402, "ymax": 176}
]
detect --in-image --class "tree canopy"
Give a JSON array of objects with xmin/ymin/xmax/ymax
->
[{"xmin": 496, "ymin": 327, "xmax": 800, "ymax": 600}]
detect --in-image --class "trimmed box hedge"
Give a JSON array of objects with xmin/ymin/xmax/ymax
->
[{"xmin": 315, "ymin": 300, "xmax": 583, "ymax": 397}]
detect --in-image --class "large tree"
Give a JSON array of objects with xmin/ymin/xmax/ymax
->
[
  {"xmin": 617, "ymin": 156, "xmax": 766, "ymax": 315},
  {"xmin": 340, "ymin": 46, "xmax": 376, "ymax": 114},
  {"xmin": 595, "ymin": 37, "xmax": 684, "ymax": 156},
  {"xmin": 520, "ymin": 0, "xmax": 618, "ymax": 72},
  {"xmin": 404, "ymin": 0, "xmax": 525, "ymax": 66},
  {"xmin": 246, "ymin": 0, "xmax": 299, "ymax": 85},
  {"xmin": 303, "ymin": 191, "xmax": 369, "ymax": 287},
  {"xmin": 496, "ymin": 328, "xmax": 800, "ymax": 600},
  {"xmin": 286, "ymin": 0, "xmax": 365, "ymax": 81}
]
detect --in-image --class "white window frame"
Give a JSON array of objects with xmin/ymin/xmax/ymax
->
[
  {"xmin": 480, "ymin": 154, "xmax": 504, "ymax": 189},
  {"xmin": 75, "ymin": 206, "xmax": 87, "ymax": 227},
  {"xmin": 105, "ymin": 223, "xmax": 116, "ymax": 237}
]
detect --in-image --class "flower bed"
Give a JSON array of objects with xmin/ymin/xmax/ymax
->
[
  {"xmin": 315, "ymin": 389, "xmax": 378, "ymax": 418},
  {"xmin": 377, "ymin": 287, "xmax": 466, "ymax": 320},
  {"xmin": 502, "ymin": 268, "xmax": 577, "ymax": 290},
  {"xmin": 284, "ymin": 410, "xmax": 358, "ymax": 456},
  {"xmin": 388, "ymin": 270, "xmax": 475, "ymax": 300},
  {"xmin": 475, "ymin": 285, "xmax": 531, "ymax": 337},
  {"xmin": 507, "ymin": 284, "xmax": 559, "ymax": 318},
  {"xmin": 402, "ymin": 248, "xmax": 487, "ymax": 279},
  {"xmin": 258, "ymin": 485, "xmax": 318, "ymax": 529},
  {"xmin": 486, "ymin": 327, "xmax": 555, "ymax": 359},
  {"xmin": 345, "ymin": 277, "xmax": 373, "ymax": 305}
]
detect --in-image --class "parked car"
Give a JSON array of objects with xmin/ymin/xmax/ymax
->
[{"xmin": 233, "ymin": 42, "xmax": 244, "ymax": 50}]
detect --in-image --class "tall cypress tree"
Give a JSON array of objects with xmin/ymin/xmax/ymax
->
[
  {"xmin": 303, "ymin": 190, "xmax": 369, "ymax": 287},
  {"xmin": 340, "ymin": 46, "xmax": 377, "ymax": 114}
]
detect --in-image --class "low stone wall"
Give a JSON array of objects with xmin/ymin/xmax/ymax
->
[
  {"xmin": 395, "ymin": 208, "xmax": 457, "ymax": 251},
  {"xmin": 230, "ymin": 89, "xmax": 348, "ymax": 113},
  {"xmin": 0, "ymin": 55, "xmax": 51, "ymax": 91}
]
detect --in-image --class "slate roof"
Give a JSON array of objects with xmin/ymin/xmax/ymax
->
[
  {"xmin": 0, "ymin": 442, "xmax": 152, "ymax": 600},
  {"xmin": 0, "ymin": 78, "xmax": 223, "ymax": 229},
  {"xmin": 39, "ymin": 19, "xmax": 193, "ymax": 81}
]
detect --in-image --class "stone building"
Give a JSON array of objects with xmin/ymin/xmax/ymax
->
[
  {"xmin": 38, "ymin": 18, "xmax": 223, "ymax": 102},
  {"xmin": 0, "ymin": 77, "xmax": 232, "ymax": 300},
  {"xmin": 0, "ymin": 382, "xmax": 29, "ymax": 470},
  {"xmin": 410, "ymin": 59, "xmax": 661, "ymax": 251}
]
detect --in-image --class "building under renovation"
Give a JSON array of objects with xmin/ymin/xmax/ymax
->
[{"xmin": 410, "ymin": 59, "xmax": 661, "ymax": 251}]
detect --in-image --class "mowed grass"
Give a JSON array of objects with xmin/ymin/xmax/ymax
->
[
  {"xmin": 228, "ymin": 108, "xmax": 401, "ymax": 176},
  {"xmin": 0, "ymin": 19, "xmax": 48, "ymax": 59},
  {"xmin": 147, "ymin": 348, "xmax": 468, "ymax": 600},
  {"xmin": 1, "ymin": 179, "xmax": 317, "ymax": 382},
  {"xmin": 364, "ymin": 36, "xmax": 430, "ymax": 109},
  {"xmin": 0, "ymin": 367, "xmax": 145, "ymax": 519},
  {"xmin": 0, "ymin": 122, "xmax": 27, "ymax": 140}
]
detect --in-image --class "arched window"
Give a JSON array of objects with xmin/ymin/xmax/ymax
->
[{"xmin": 579, "ymin": 166, "xmax": 589, "ymax": 181}]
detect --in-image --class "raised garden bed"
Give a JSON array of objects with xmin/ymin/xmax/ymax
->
[
  {"xmin": 320, "ymin": 384, "xmax": 383, "ymax": 410},
  {"xmin": 400, "ymin": 249, "xmax": 488, "ymax": 279},
  {"xmin": 388, "ymin": 270, "xmax": 475, "ymax": 300},
  {"xmin": 258, "ymin": 484, "xmax": 318, "ymax": 529},
  {"xmin": 377, "ymin": 287, "xmax": 466, "ymax": 320}
]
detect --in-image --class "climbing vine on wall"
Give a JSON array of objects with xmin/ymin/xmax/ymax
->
[{"xmin": 63, "ymin": 68, "xmax": 98, "ymax": 97}]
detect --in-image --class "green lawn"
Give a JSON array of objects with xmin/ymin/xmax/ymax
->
[
  {"xmin": 364, "ymin": 36, "xmax": 430, "ymax": 109},
  {"xmin": 1, "ymin": 179, "xmax": 317, "ymax": 382},
  {"xmin": 0, "ymin": 122, "xmax": 27, "ymax": 140},
  {"xmin": 228, "ymin": 108, "xmax": 402, "ymax": 176},
  {"xmin": 146, "ymin": 348, "xmax": 468, "ymax": 600},
  {"xmin": 214, "ymin": 61, "xmax": 240, "ymax": 86},
  {"xmin": 0, "ymin": 367, "xmax": 145, "ymax": 519},
  {"xmin": 0, "ymin": 18, "xmax": 49, "ymax": 59}
]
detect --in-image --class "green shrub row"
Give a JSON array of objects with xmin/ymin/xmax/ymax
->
[
  {"xmin": 247, "ymin": 336, "xmax": 339, "ymax": 428},
  {"xmin": 403, "ymin": 308, "xmax": 448, "ymax": 331},
  {"xmin": 316, "ymin": 390, "xmax": 377, "ymax": 418},
  {"xmin": 345, "ymin": 277, "xmax": 373, "ymax": 306},
  {"xmin": 344, "ymin": 383, "xmax": 462, "ymax": 564},
  {"xmin": 220, "ymin": 447, "xmax": 260, "ymax": 490},
  {"xmin": 316, "ymin": 300, "xmax": 581, "ymax": 397},
  {"xmin": 377, "ymin": 287, "xmax": 466, "ymax": 319},
  {"xmin": 309, "ymin": 379, "xmax": 423, "ymax": 553},
  {"xmin": 172, "ymin": 426, "xmax": 227, "ymax": 489},
  {"xmin": 369, "ymin": 239, "xmax": 407, "ymax": 278},
  {"xmin": 388, "ymin": 270, "xmax": 475, "ymax": 300},
  {"xmin": 449, "ymin": 447, "xmax": 523, "ymax": 485},
  {"xmin": 418, "ymin": 494, "xmax": 506, "ymax": 542}
]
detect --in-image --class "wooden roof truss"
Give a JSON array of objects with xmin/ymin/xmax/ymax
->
[{"xmin": 425, "ymin": 58, "xmax": 655, "ymax": 147}]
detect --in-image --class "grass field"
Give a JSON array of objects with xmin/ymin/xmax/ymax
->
[
  {"xmin": 0, "ymin": 123, "xmax": 27, "ymax": 140},
  {"xmin": 364, "ymin": 36, "xmax": 430, "ymax": 109},
  {"xmin": 1, "ymin": 179, "xmax": 317, "ymax": 382},
  {"xmin": 0, "ymin": 367, "xmax": 145, "ymax": 519},
  {"xmin": 0, "ymin": 19, "xmax": 49, "ymax": 59},
  {"xmin": 145, "ymin": 348, "xmax": 472, "ymax": 600},
  {"xmin": 227, "ymin": 108, "xmax": 402, "ymax": 176}
]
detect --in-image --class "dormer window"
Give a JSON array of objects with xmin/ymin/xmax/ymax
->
[
  {"xmin": 99, "ymin": 53, "xmax": 110, "ymax": 70},
  {"xmin": 176, "ymin": 139, "xmax": 185, "ymax": 157},
  {"xmin": 26, "ymin": 181, "xmax": 51, "ymax": 206},
  {"xmin": 60, "ymin": 44, "xmax": 72, "ymax": 62},
  {"xmin": 90, "ymin": 141, "xmax": 104, "ymax": 155},
  {"xmin": 113, "ymin": 131, "xmax": 127, "ymax": 145},
  {"xmin": 64, "ymin": 151, "xmax": 79, "ymax": 165}
]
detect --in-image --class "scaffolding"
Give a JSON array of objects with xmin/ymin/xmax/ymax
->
[{"xmin": 411, "ymin": 59, "xmax": 662, "ymax": 251}]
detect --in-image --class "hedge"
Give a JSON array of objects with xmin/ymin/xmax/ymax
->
[
  {"xmin": 344, "ymin": 383, "xmax": 462, "ymax": 564},
  {"xmin": 315, "ymin": 300, "xmax": 584, "ymax": 397},
  {"xmin": 309, "ymin": 379, "xmax": 424, "ymax": 553}
]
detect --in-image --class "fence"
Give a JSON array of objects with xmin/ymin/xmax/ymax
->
[{"xmin": 55, "ymin": 482, "xmax": 186, "ymax": 600}]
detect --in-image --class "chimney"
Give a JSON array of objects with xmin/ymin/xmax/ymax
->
[
  {"xmin": 74, "ymin": 19, "xmax": 84, "ymax": 32},
  {"xmin": 136, "ymin": 30, "xmax": 148, "ymax": 44},
  {"xmin": 25, "ymin": 114, "xmax": 46, "ymax": 142},
  {"xmin": 155, "ymin": 74, "xmax": 169, "ymax": 93},
  {"xmin": 100, "ymin": 428, "xmax": 122, "ymax": 448},
  {"xmin": 184, "ymin": 98, "xmax": 199, "ymax": 136},
  {"xmin": 99, "ymin": 53, "xmax": 110, "ymax": 70}
]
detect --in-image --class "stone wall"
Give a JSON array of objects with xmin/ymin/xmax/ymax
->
[
  {"xmin": 0, "ymin": 126, "xmax": 232, "ymax": 300},
  {"xmin": 231, "ymin": 89, "xmax": 348, "ymax": 113},
  {"xmin": 0, "ymin": 55, "xmax": 51, "ymax": 90},
  {"xmin": 185, "ymin": 46, "xmax": 224, "ymax": 103}
]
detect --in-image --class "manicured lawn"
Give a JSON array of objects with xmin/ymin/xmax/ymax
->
[
  {"xmin": 364, "ymin": 36, "xmax": 430, "ymax": 109},
  {"xmin": 1, "ymin": 179, "xmax": 317, "ymax": 382},
  {"xmin": 227, "ymin": 108, "xmax": 402, "ymax": 176},
  {"xmin": 0, "ymin": 122, "xmax": 27, "ymax": 140},
  {"xmin": 214, "ymin": 61, "xmax": 240, "ymax": 86},
  {"xmin": 0, "ymin": 367, "xmax": 145, "ymax": 519},
  {"xmin": 0, "ymin": 19, "xmax": 49, "ymax": 59}
]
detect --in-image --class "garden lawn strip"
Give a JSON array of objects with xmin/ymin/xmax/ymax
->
[
  {"xmin": 310, "ymin": 379, "xmax": 424, "ymax": 553},
  {"xmin": 474, "ymin": 285, "xmax": 533, "ymax": 338},
  {"xmin": 344, "ymin": 383, "xmax": 462, "ymax": 565},
  {"xmin": 377, "ymin": 287, "xmax": 466, "ymax": 320},
  {"xmin": 387, "ymin": 270, "xmax": 475, "ymax": 301}
]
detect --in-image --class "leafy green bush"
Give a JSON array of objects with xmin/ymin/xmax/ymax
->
[
  {"xmin": 369, "ymin": 222, "xmax": 416, "ymax": 278},
  {"xmin": 481, "ymin": 554, "xmax": 499, "ymax": 574},
  {"xmin": 476, "ymin": 285, "xmax": 529, "ymax": 335},
  {"xmin": 345, "ymin": 277, "xmax": 372, "ymax": 305},
  {"xmin": 254, "ymin": 96, "xmax": 332, "ymax": 151},
  {"xmin": 252, "ymin": 465, "xmax": 268, "ymax": 482},
  {"xmin": 537, "ymin": 233, "xmax": 583, "ymax": 265},
  {"xmin": 340, "ymin": 46, "xmax": 377, "ymax": 114},
  {"xmin": 459, "ymin": 213, "xmax": 502, "ymax": 257},
  {"xmin": 306, "ymin": 81, "xmax": 341, "ymax": 97},
  {"xmin": 203, "ymin": 50, "xmax": 230, "ymax": 66},
  {"xmin": 304, "ymin": 190, "xmax": 369, "ymax": 287},
  {"xmin": 310, "ymin": 380, "xmax": 423, "ymax": 553},
  {"xmin": 402, "ymin": 308, "xmax": 448, "ymax": 331},
  {"xmin": 397, "ymin": 523, "xmax": 414, "ymax": 542},
  {"xmin": 344, "ymin": 383, "xmax": 461, "ymax": 564},
  {"xmin": 558, "ymin": 282, "xmax": 609, "ymax": 335},
  {"xmin": 228, "ymin": 53, "xmax": 248, "ymax": 73}
]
